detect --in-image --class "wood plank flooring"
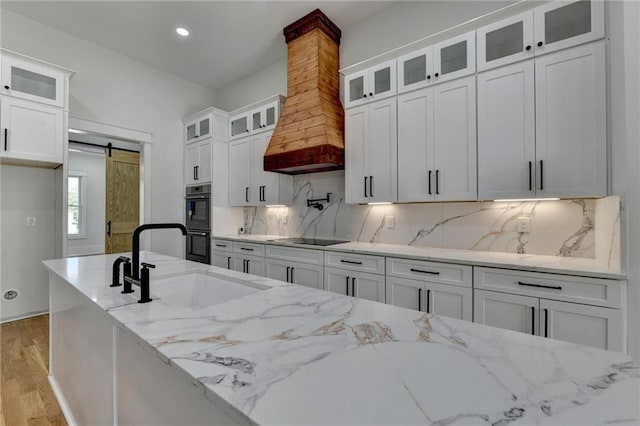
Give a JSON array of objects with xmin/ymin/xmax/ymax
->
[{"xmin": 1, "ymin": 315, "xmax": 67, "ymax": 426}]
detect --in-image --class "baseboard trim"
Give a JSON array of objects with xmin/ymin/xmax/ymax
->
[
  {"xmin": 48, "ymin": 375, "xmax": 78, "ymax": 426},
  {"xmin": 0, "ymin": 310, "xmax": 48, "ymax": 324}
]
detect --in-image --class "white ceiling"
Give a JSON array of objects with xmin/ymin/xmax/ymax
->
[{"xmin": 2, "ymin": 1, "xmax": 396, "ymax": 90}]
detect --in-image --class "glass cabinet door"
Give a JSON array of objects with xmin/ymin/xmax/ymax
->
[
  {"xmin": 252, "ymin": 110, "xmax": 262, "ymax": 131},
  {"xmin": 345, "ymin": 71, "xmax": 367, "ymax": 108},
  {"xmin": 265, "ymin": 105, "xmax": 277, "ymax": 127},
  {"xmin": 370, "ymin": 60, "xmax": 396, "ymax": 99},
  {"xmin": 186, "ymin": 122, "xmax": 197, "ymax": 141},
  {"xmin": 534, "ymin": 0, "xmax": 604, "ymax": 54},
  {"xmin": 199, "ymin": 117, "xmax": 210, "ymax": 138},
  {"xmin": 397, "ymin": 48, "xmax": 433, "ymax": 94},
  {"xmin": 477, "ymin": 12, "xmax": 534, "ymax": 72},
  {"xmin": 433, "ymin": 31, "xmax": 475, "ymax": 84},
  {"xmin": 1, "ymin": 57, "xmax": 65, "ymax": 108},
  {"xmin": 230, "ymin": 115, "xmax": 249, "ymax": 138}
]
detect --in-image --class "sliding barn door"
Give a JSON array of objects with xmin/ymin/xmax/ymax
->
[{"xmin": 105, "ymin": 149, "xmax": 140, "ymax": 253}]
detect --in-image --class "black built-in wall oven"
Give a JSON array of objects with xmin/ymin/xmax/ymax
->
[{"xmin": 185, "ymin": 184, "xmax": 211, "ymax": 264}]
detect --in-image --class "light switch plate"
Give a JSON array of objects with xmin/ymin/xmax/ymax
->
[
  {"xmin": 384, "ymin": 215, "xmax": 395, "ymax": 229},
  {"xmin": 517, "ymin": 216, "xmax": 530, "ymax": 233}
]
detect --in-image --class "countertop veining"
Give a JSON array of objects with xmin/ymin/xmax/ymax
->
[
  {"xmin": 213, "ymin": 234, "xmax": 625, "ymax": 279},
  {"xmin": 44, "ymin": 252, "xmax": 638, "ymax": 425}
]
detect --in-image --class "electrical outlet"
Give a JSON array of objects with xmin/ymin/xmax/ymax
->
[
  {"xmin": 283, "ymin": 214, "xmax": 289, "ymax": 225},
  {"xmin": 25, "ymin": 217, "xmax": 37, "ymax": 227},
  {"xmin": 517, "ymin": 216, "xmax": 531, "ymax": 233},
  {"xmin": 383, "ymin": 215, "xmax": 395, "ymax": 229}
]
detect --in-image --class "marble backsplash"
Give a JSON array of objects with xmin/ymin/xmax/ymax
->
[{"xmin": 244, "ymin": 171, "xmax": 622, "ymax": 265}]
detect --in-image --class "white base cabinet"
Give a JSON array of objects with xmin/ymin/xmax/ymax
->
[
  {"xmin": 234, "ymin": 255, "xmax": 265, "ymax": 277},
  {"xmin": 213, "ymin": 251, "xmax": 234, "ymax": 270},
  {"xmin": 325, "ymin": 267, "xmax": 385, "ymax": 303},
  {"xmin": 266, "ymin": 258, "xmax": 324, "ymax": 289},
  {"xmin": 474, "ymin": 290, "xmax": 540, "ymax": 335}
]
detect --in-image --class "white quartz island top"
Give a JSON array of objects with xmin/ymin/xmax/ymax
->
[
  {"xmin": 44, "ymin": 252, "xmax": 639, "ymax": 425},
  {"xmin": 214, "ymin": 234, "xmax": 625, "ymax": 279}
]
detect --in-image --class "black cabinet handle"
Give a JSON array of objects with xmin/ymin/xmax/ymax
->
[
  {"xmin": 193, "ymin": 166, "xmax": 197, "ymax": 181},
  {"xmin": 428, "ymin": 170, "xmax": 432, "ymax": 195},
  {"xmin": 525, "ymin": 45, "xmax": 532, "ymax": 51},
  {"xmin": 3, "ymin": 128, "xmax": 7, "ymax": 151},
  {"xmin": 195, "ymin": 165, "xmax": 199, "ymax": 180},
  {"xmin": 240, "ymin": 247, "xmax": 254, "ymax": 251},
  {"xmin": 426, "ymin": 75, "xmax": 431, "ymax": 80},
  {"xmin": 418, "ymin": 288, "xmax": 422, "ymax": 311},
  {"xmin": 215, "ymin": 244, "xmax": 227, "ymax": 248},
  {"xmin": 291, "ymin": 267, "xmax": 295, "ymax": 283},
  {"xmin": 528, "ymin": 161, "xmax": 532, "ymax": 191},
  {"xmin": 426, "ymin": 289, "xmax": 431, "ymax": 313},
  {"xmin": 531, "ymin": 307, "xmax": 535, "ymax": 335},
  {"xmin": 363, "ymin": 94, "xmax": 368, "ymax": 98},
  {"xmin": 539, "ymin": 160, "xmax": 544, "ymax": 190},
  {"xmin": 287, "ymin": 266, "xmax": 291, "ymax": 283},
  {"xmin": 369, "ymin": 176, "xmax": 374, "ymax": 197},
  {"xmin": 435, "ymin": 170, "xmax": 440, "ymax": 195},
  {"xmin": 369, "ymin": 92, "xmax": 373, "ymax": 97},
  {"xmin": 107, "ymin": 220, "xmax": 112, "ymax": 236},
  {"xmin": 352, "ymin": 277, "xmax": 356, "ymax": 297},
  {"xmin": 410, "ymin": 268, "xmax": 440, "ymax": 275},
  {"xmin": 434, "ymin": 72, "xmax": 439, "ymax": 77},
  {"xmin": 245, "ymin": 259, "xmax": 250, "ymax": 274},
  {"xmin": 227, "ymin": 256, "xmax": 231, "ymax": 269},
  {"xmin": 544, "ymin": 308, "xmax": 549, "ymax": 338},
  {"xmin": 3, "ymin": 85, "xmax": 9, "ymax": 90},
  {"xmin": 345, "ymin": 276, "xmax": 350, "ymax": 295},
  {"xmin": 245, "ymin": 187, "xmax": 249, "ymax": 203},
  {"xmin": 518, "ymin": 281, "xmax": 562, "ymax": 290},
  {"xmin": 364, "ymin": 176, "xmax": 368, "ymax": 198},
  {"xmin": 246, "ymin": 129, "xmax": 249, "ymax": 133},
  {"xmin": 537, "ymin": 41, "xmax": 544, "ymax": 47},
  {"xmin": 340, "ymin": 259, "xmax": 362, "ymax": 265}
]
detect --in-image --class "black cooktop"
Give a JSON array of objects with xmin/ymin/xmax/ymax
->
[{"xmin": 278, "ymin": 237, "xmax": 350, "ymax": 246}]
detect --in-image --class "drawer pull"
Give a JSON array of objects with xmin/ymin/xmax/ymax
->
[
  {"xmin": 531, "ymin": 307, "xmax": 535, "ymax": 335},
  {"xmin": 410, "ymin": 268, "xmax": 440, "ymax": 275},
  {"xmin": 340, "ymin": 259, "xmax": 362, "ymax": 265},
  {"xmin": 518, "ymin": 281, "xmax": 562, "ymax": 290},
  {"xmin": 240, "ymin": 247, "xmax": 254, "ymax": 251},
  {"xmin": 418, "ymin": 288, "xmax": 422, "ymax": 311},
  {"xmin": 215, "ymin": 244, "xmax": 227, "ymax": 248}
]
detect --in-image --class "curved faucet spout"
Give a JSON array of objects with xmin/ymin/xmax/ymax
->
[{"xmin": 130, "ymin": 223, "xmax": 188, "ymax": 279}]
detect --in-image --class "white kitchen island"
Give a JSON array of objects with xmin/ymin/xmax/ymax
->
[{"xmin": 44, "ymin": 252, "xmax": 639, "ymax": 425}]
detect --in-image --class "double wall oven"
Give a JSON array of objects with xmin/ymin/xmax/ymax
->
[{"xmin": 185, "ymin": 184, "xmax": 211, "ymax": 264}]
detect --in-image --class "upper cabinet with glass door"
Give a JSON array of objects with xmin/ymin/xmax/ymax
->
[
  {"xmin": 477, "ymin": 0, "xmax": 604, "ymax": 71},
  {"xmin": 250, "ymin": 99, "xmax": 280, "ymax": 134},
  {"xmin": 344, "ymin": 60, "xmax": 396, "ymax": 109},
  {"xmin": 432, "ymin": 31, "xmax": 476, "ymax": 84},
  {"xmin": 397, "ymin": 47, "xmax": 434, "ymax": 94},
  {"xmin": 1, "ymin": 50, "xmax": 72, "ymax": 109},
  {"xmin": 229, "ymin": 95, "xmax": 285, "ymax": 140},
  {"xmin": 534, "ymin": 0, "xmax": 604, "ymax": 55},
  {"xmin": 183, "ymin": 107, "xmax": 229, "ymax": 144}
]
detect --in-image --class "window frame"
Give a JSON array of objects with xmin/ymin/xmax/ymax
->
[{"xmin": 67, "ymin": 170, "xmax": 88, "ymax": 239}]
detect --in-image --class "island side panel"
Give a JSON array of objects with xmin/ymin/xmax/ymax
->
[
  {"xmin": 49, "ymin": 273, "xmax": 114, "ymax": 425},
  {"xmin": 116, "ymin": 327, "xmax": 246, "ymax": 426}
]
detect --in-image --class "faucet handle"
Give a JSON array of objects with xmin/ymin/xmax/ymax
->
[
  {"xmin": 110, "ymin": 256, "xmax": 131, "ymax": 287},
  {"xmin": 141, "ymin": 262, "xmax": 156, "ymax": 269}
]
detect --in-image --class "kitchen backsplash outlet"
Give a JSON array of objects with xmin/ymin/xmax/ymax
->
[{"xmin": 243, "ymin": 171, "xmax": 621, "ymax": 264}]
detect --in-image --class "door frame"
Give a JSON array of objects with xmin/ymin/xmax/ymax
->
[{"xmin": 65, "ymin": 116, "xmax": 152, "ymax": 258}]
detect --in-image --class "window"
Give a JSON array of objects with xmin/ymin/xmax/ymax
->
[{"xmin": 68, "ymin": 171, "xmax": 87, "ymax": 238}]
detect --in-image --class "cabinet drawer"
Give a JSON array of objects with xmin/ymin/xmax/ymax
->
[
  {"xmin": 212, "ymin": 239, "xmax": 233, "ymax": 253},
  {"xmin": 324, "ymin": 251, "xmax": 385, "ymax": 275},
  {"xmin": 474, "ymin": 267, "xmax": 624, "ymax": 309},
  {"xmin": 266, "ymin": 245, "xmax": 323, "ymax": 265},
  {"xmin": 232, "ymin": 241, "xmax": 265, "ymax": 257},
  {"xmin": 386, "ymin": 258, "xmax": 472, "ymax": 288}
]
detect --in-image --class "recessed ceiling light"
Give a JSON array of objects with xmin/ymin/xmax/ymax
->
[{"xmin": 176, "ymin": 27, "xmax": 189, "ymax": 37}]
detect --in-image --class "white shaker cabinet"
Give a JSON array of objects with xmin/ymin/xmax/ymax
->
[
  {"xmin": 533, "ymin": 0, "xmax": 604, "ymax": 55},
  {"xmin": 250, "ymin": 100, "xmax": 280, "ymax": 133},
  {"xmin": 0, "ymin": 97, "xmax": 64, "ymax": 165},
  {"xmin": 535, "ymin": 42, "xmax": 606, "ymax": 198},
  {"xmin": 324, "ymin": 267, "xmax": 385, "ymax": 303},
  {"xmin": 397, "ymin": 76, "xmax": 476, "ymax": 202},
  {"xmin": 477, "ymin": 12, "xmax": 535, "ymax": 72},
  {"xmin": 266, "ymin": 259, "xmax": 324, "ymax": 289},
  {"xmin": 1, "ymin": 53, "xmax": 67, "ymax": 108},
  {"xmin": 228, "ymin": 137, "xmax": 252, "ymax": 206},
  {"xmin": 344, "ymin": 60, "xmax": 396, "ymax": 109},
  {"xmin": 234, "ymin": 255, "xmax": 265, "ymax": 277},
  {"xmin": 477, "ymin": 61, "xmax": 535, "ymax": 200},
  {"xmin": 345, "ymin": 97, "xmax": 397, "ymax": 204},
  {"xmin": 474, "ymin": 290, "xmax": 540, "ymax": 336},
  {"xmin": 212, "ymin": 251, "xmax": 235, "ymax": 270},
  {"xmin": 397, "ymin": 47, "xmax": 434, "ymax": 94},
  {"xmin": 432, "ymin": 31, "xmax": 476, "ymax": 84},
  {"xmin": 184, "ymin": 139, "xmax": 212, "ymax": 186}
]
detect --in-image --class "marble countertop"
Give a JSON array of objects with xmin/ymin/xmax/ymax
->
[
  {"xmin": 44, "ymin": 252, "xmax": 639, "ymax": 425},
  {"xmin": 213, "ymin": 234, "xmax": 625, "ymax": 279}
]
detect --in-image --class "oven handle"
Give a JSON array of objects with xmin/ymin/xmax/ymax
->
[
  {"xmin": 185, "ymin": 195, "xmax": 210, "ymax": 200},
  {"xmin": 188, "ymin": 232, "xmax": 208, "ymax": 237}
]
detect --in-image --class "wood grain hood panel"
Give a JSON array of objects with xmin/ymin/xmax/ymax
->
[{"xmin": 264, "ymin": 9, "xmax": 345, "ymax": 175}]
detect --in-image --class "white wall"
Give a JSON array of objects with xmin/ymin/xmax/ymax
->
[
  {"xmin": 67, "ymin": 150, "xmax": 106, "ymax": 256},
  {"xmin": 215, "ymin": 1, "xmax": 512, "ymax": 110},
  {"xmin": 0, "ymin": 9, "xmax": 217, "ymax": 258},
  {"xmin": 1, "ymin": 165, "xmax": 56, "ymax": 321}
]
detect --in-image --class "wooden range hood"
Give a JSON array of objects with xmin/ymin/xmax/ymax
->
[{"xmin": 264, "ymin": 9, "xmax": 345, "ymax": 175}]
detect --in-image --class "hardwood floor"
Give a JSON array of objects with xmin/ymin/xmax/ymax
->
[{"xmin": 1, "ymin": 315, "xmax": 67, "ymax": 426}]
